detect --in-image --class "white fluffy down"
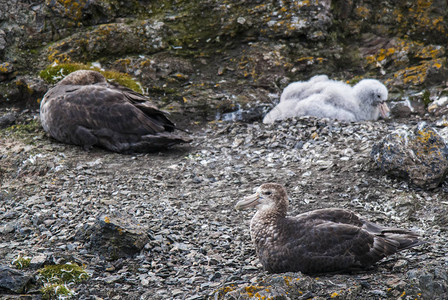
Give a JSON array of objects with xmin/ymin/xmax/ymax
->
[{"xmin": 263, "ymin": 75, "xmax": 390, "ymax": 124}]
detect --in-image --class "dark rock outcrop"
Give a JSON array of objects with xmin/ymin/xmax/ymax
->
[
  {"xmin": 0, "ymin": 112, "xmax": 16, "ymax": 128},
  {"xmin": 371, "ymin": 123, "xmax": 448, "ymax": 189},
  {"xmin": 406, "ymin": 268, "xmax": 448, "ymax": 299},
  {"xmin": 0, "ymin": 266, "xmax": 33, "ymax": 294},
  {"xmin": 76, "ymin": 213, "xmax": 150, "ymax": 260}
]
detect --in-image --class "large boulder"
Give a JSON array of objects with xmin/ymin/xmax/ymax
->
[
  {"xmin": 0, "ymin": 266, "xmax": 33, "ymax": 294},
  {"xmin": 371, "ymin": 123, "xmax": 448, "ymax": 189},
  {"xmin": 76, "ymin": 213, "xmax": 150, "ymax": 261}
]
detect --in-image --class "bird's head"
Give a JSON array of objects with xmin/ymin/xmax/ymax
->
[
  {"xmin": 235, "ymin": 183, "xmax": 288, "ymax": 216},
  {"xmin": 57, "ymin": 70, "xmax": 107, "ymax": 86},
  {"xmin": 354, "ymin": 79, "xmax": 390, "ymax": 118}
]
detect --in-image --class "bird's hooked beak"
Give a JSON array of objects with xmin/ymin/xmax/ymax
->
[
  {"xmin": 235, "ymin": 192, "xmax": 261, "ymax": 210},
  {"xmin": 378, "ymin": 102, "xmax": 390, "ymax": 118}
]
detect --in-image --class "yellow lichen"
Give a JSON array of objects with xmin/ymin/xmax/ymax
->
[
  {"xmin": 0, "ymin": 62, "xmax": 11, "ymax": 73},
  {"xmin": 393, "ymin": 0, "xmax": 446, "ymax": 37},
  {"xmin": 46, "ymin": 0, "xmax": 87, "ymax": 21},
  {"xmin": 244, "ymin": 285, "xmax": 264, "ymax": 296},
  {"xmin": 283, "ymin": 276, "xmax": 292, "ymax": 286},
  {"xmin": 355, "ymin": 6, "xmax": 370, "ymax": 19},
  {"xmin": 331, "ymin": 291, "xmax": 339, "ymax": 298},
  {"xmin": 393, "ymin": 59, "xmax": 444, "ymax": 86}
]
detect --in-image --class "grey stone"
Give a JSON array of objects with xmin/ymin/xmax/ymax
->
[
  {"xmin": 407, "ymin": 268, "xmax": 448, "ymax": 299},
  {"xmin": 0, "ymin": 223, "xmax": 14, "ymax": 234},
  {"xmin": 0, "ymin": 266, "xmax": 33, "ymax": 293},
  {"xmin": 0, "ymin": 113, "xmax": 16, "ymax": 129},
  {"xmin": 29, "ymin": 254, "xmax": 48, "ymax": 269},
  {"xmin": 76, "ymin": 213, "xmax": 150, "ymax": 260},
  {"xmin": 389, "ymin": 99, "xmax": 414, "ymax": 118},
  {"xmin": 0, "ymin": 29, "xmax": 5, "ymax": 51},
  {"xmin": 371, "ymin": 123, "xmax": 448, "ymax": 189}
]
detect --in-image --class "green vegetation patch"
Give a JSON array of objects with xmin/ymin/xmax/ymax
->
[
  {"xmin": 39, "ymin": 62, "xmax": 143, "ymax": 93},
  {"xmin": 6, "ymin": 119, "xmax": 41, "ymax": 134},
  {"xmin": 38, "ymin": 263, "xmax": 90, "ymax": 284},
  {"xmin": 40, "ymin": 283, "xmax": 75, "ymax": 299},
  {"xmin": 1, "ymin": 118, "xmax": 43, "ymax": 144},
  {"xmin": 12, "ymin": 255, "xmax": 31, "ymax": 270},
  {"xmin": 38, "ymin": 263, "xmax": 90, "ymax": 299}
]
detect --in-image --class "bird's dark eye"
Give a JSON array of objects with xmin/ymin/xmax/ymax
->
[
  {"xmin": 377, "ymin": 94, "xmax": 381, "ymax": 98},
  {"xmin": 263, "ymin": 191, "xmax": 272, "ymax": 195}
]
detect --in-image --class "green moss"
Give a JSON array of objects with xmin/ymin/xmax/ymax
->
[
  {"xmin": 37, "ymin": 263, "xmax": 90, "ymax": 299},
  {"xmin": 12, "ymin": 256, "xmax": 31, "ymax": 270},
  {"xmin": 0, "ymin": 119, "xmax": 43, "ymax": 148},
  {"xmin": 101, "ymin": 69, "xmax": 143, "ymax": 93},
  {"xmin": 422, "ymin": 90, "xmax": 431, "ymax": 107},
  {"xmin": 39, "ymin": 63, "xmax": 144, "ymax": 93},
  {"xmin": 7, "ymin": 119, "xmax": 41, "ymax": 132},
  {"xmin": 4, "ymin": 119, "xmax": 42, "ymax": 137},
  {"xmin": 40, "ymin": 283, "xmax": 75, "ymax": 300},
  {"xmin": 38, "ymin": 263, "xmax": 90, "ymax": 284}
]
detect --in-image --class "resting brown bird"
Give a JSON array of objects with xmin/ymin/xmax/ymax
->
[
  {"xmin": 40, "ymin": 70, "xmax": 191, "ymax": 153},
  {"xmin": 235, "ymin": 183, "xmax": 423, "ymax": 274}
]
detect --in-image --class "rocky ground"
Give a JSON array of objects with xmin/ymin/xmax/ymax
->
[
  {"xmin": 1, "ymin": 0, "xmax": 448, "ymax": 299},
  {"xmin": 1, "ymin": 107, "xmax": 448, "ymax": 299}
]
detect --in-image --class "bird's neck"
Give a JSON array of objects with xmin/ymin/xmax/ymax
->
[
  {"xmin": 255, "ymin": 207, "xmax": 286, "ymax": 221},
  {"xmin": 358, "ymin": 103, "xmax": 379, "ymax": 120},
  {"xmin": 250, "ymin": 209, "xmax": 285, "ymax": 243}
]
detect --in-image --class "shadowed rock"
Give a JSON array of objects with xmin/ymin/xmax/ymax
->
[
  {"xmin": 0, "ymin": 113, "xmax": 16, "ymax": 129},
  {"xmin": 76, "ymin": 213, "xmax": 150, "ymax": 261},
  {"xmin": 0, "ymin": 266, "xmax": 33, "ymax": 294},
  {"xmin": 371, "ymin": 122, "xmax": 448, "ymax": 189}
]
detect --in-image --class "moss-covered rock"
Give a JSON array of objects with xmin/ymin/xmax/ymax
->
[
  {"xmin": 11, "ymin": 256, "xmax": 31, "ymax": 270},
  {"xmin": 38, "ymin": 263, "xmax": 90, "ymax": 284},
  {"xmin": 371, "ymin": 123, "xmax": 448, "ymax": 189},
  {"xmin": 75, "ymin": 213, "xmax": 150, "ymax": 261}
]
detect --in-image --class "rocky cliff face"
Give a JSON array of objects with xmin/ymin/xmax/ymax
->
[{"xmin": 1, "ymin": 0, "xmax": 447, "ymax": 119}]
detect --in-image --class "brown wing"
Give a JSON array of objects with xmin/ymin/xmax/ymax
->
[
  {"xmin": 51, "ymin": 84, "xmax": 173, "ymax": 135},
  {"xmin": 298, "ymin": 208, "xmax": 364, "ymax": 227},
  {"xmin": 270, "ymin": 210, "xmax": 421, "ymax": 273},
  {"xmin": 106, "ymin": 82, "xmax": 176, "ymax": 132},
  {"xmin": 273, "ymin": 218, "xmax": 377, "ymax": 273}
]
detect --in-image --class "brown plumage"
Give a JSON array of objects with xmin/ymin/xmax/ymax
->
[
  {"xmin": 235, "ymin": 183, "xmax": 423, "ymax": 274},
  {"xmin": 40, "ymin": 70, "xmax": 191, "ymax": 153}
]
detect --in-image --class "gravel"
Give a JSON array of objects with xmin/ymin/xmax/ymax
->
[{"xmin": 1, "ymin": 109, "xmax": 448, "ymax": 299}]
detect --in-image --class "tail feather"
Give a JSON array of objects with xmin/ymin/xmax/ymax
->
[
  {"xmin": 363, "ymin": 220, "xmax": 424, "ymax": 251},
  {"xmin": 363, "ymin": 228, "xmax": 423, "ymax": 267},
  {"xmin": 383, "ymin": 233, "xmax": 424, "ymax": 251}
]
